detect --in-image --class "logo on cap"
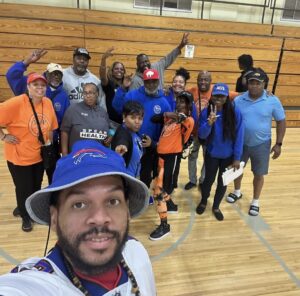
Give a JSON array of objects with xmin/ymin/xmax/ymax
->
[
  {"xmin": 73, "ymin": 148, "xmax": 107, "ymax": 164},
  {"xmin": 143, "ymin": 69, "xmax": 159, "ymax": 80},
  {"xmin": 216, "ymin": 86, "xmax": 225, "ymax": 91},
  {"xmin": 146, "ymin": 70, "xmax": 155, "ymax": 78}
]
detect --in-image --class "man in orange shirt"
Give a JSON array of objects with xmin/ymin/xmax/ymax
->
[{"xmin": 185, "ymin": 71, "xmax": 238, "ymax": 190}]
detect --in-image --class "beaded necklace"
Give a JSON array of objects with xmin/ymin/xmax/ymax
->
[{"xmin": 63, "ymin": 255, "xmax": 141, "ymax": 296}]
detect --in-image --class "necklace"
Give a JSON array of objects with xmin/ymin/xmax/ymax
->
[{"xmin": 63, "ymin": 255, "xmax": 141, "ymax": 296}]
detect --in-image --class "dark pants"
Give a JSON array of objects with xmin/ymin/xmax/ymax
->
[
  {"xmin": 159, "ymin": 153, "xmax": 181, "ymax": 195},
  {"xmin": 140, "ymin": 147, "xmax": 158, "ymax": 188},
  {"xmin": 200, "ymin": 152, "xmax": 232, "ymax": 209},
  {"xmin": 7, "ymin": 161, "xmax": 44, "ymax": 218},
  {"xmin": 45, "ymin": 139, "xmax": 60, "ymax": 184},
  {"xmin": 172, "ymin": 154, "xmax": 182, "ymax": 188}
]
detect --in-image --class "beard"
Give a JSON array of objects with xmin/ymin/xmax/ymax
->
[
  {"xmin": 56, "ymin": 220, "xmax": 129, "ymax": 276},
  {"xmin": 145, "ymin": 86, "xmax": 159, "ymax": 96}
]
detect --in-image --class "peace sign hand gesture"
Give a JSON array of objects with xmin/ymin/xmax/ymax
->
[
  {"xmin": 23, "ymin": 48, "xmax": 48, "ymax": 66},
  {"xmin": 207, "ymin": 105, "xmax": 218, "ymax": 126}
]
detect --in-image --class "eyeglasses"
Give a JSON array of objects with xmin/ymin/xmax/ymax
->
[{"xmin": 83, "ymin": 91, "xmax": 97, "ymax": 96}]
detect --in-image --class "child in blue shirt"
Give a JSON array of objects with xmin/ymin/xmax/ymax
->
[{"xmin": 111, "ymin": 101, "xmax": 152, "ymax": 177}]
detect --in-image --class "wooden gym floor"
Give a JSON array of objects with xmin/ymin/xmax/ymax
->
[{"xmin": 0, "ymin": 128, "xmax": 300, "ymax": 295}]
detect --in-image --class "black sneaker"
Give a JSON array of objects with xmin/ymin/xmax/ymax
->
[
  {"xmin": 149, "ymin": 222, "xmax": 170, "ymax": 241},
  {"xmin": 22, "ymin": 217, "xmax": 33, "ymax": 232},
  {"xmin": 184, "ymin": 182, "xmax": 196, "ymax": 190},
  {"xmin": 13, "ymin": 207, "xmax": 20, "ymax": 217},
  {"xmin": 166, "ymin": 199, "xmax": 178, "ymax": 213}
]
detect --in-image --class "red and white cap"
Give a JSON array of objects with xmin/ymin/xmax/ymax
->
[{"xmin": 143, "ymin": 69, "xmax": 159, "ymax": 81}]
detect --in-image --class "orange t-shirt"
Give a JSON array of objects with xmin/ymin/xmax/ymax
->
[
  {"xmin": 0, "ymin": 94, "xmax": 58, "ymax": 165},
  {"xmin": 157, "ymin": 116, "xmax": 194, "ymax": 155}
]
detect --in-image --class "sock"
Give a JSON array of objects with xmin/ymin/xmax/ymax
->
[
  {"xmin": 233, "ymin": 189, "xmax": 241, "ymax": 197},
  {"xmin": 251, "ymin": 199, "xmax": 259, "ymax": 207}
]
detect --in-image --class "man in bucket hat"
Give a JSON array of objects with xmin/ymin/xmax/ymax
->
[{"xmin": 0, "ymin": 140, "xmax": 156, "ymax": 295}]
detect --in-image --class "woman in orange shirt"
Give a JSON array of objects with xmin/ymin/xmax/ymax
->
[{"xmin": 0, "ymin": 73, "xmax": 58, "ymax": 232}]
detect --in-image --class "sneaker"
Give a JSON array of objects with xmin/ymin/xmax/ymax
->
[
  {"xmin": 13, "ymin": 207, "xmax": 20, "ymax": 217},
  {"xmin": 149, "ymin": 222, "xmax": 170, "ymax": 241},
  {"xmin": 166, "ymin": 199, "xmax": 178, "ymax": 213},
  {"xmin": 22, "ymin": 217, "xmax": 33, "ymax": 232},
  {"xmin": 184, "ymin": 182, "xmax": 196, "ymax": 190},
  {"xmin": 149, "ymin": 196, "xmax": 154, "ymax": 205}
]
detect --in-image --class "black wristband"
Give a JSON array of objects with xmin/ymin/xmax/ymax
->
[{"xmin": 276, "ymin": 142, "xmax": 282, "ymax": 146}]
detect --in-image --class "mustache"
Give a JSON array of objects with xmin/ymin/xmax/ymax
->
[{"xmin": 77, "ymin": 226, "xmax": 118, "ymax": 242}]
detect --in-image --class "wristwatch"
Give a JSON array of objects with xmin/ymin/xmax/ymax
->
[{"xmin": 276, "ymin": 142, "xmax": 282, "ymax": 146}]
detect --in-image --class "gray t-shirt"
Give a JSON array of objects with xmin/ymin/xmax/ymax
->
[
  {"xmin": 130, "ymin": 47, "xmax": 181, "ymax": 90},
  {"xmin": 62, "ymin": 66, "xmax": 107, "ymax": 111},
  {"xmin": 61, "ymin": 101, "xmax": 109, "ymax": 151}
]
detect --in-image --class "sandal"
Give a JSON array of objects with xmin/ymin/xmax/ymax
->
[
  {"xmin": 226, "ymin": 193, "xmax": 243, "ymax": 203},
  {"xmin": 248, "ymin": 205, "xmax": 259, "ymax": 216}
]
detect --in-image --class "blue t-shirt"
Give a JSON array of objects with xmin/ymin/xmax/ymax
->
[
  {"xmin": 127, "ymin": 132, "xmax": 143, "ymax": 177},
  {"xmin": 234, "ymin": 91, "xmax": 285, "ymax": 147}
]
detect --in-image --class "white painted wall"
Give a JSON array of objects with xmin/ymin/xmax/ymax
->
[{"xmin": 1, "ymin": 0, "xmax": 299, "ymax": 27}]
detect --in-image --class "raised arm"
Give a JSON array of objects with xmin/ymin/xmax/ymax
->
[{"xmin": 99, "ymin": 47, "xmax": 114, "ymax": 87}]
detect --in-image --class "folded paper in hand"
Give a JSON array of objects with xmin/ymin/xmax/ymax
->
[{"xmin": 222, "ymin": 161, "xmax": 245, "ymax": 186}]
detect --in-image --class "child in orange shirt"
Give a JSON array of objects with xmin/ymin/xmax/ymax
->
[{"xmin": 149, "ymin": 91, "xmax": 194, "ymax": 240}]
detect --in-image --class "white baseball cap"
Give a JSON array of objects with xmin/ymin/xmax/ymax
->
[{"xmin": 46, "ymin": 63, "xmax": 63, "ymax": 74}]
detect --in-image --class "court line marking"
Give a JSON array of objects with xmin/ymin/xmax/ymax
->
[
  {"xmin": 150, "ymin": 192, "xmax": 196, "ymax": 262},
  {"xmin": 0, "ymin": 248, "xmax": 19, "ymax": 265},
  {"xmin": 233, "ymin": 203, "xmax": 300, "ymax": 288}
]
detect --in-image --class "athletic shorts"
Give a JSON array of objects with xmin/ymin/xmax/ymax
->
[{"xmin": 242, "ymin": 140, "xmax": 271, "ymax": 176}]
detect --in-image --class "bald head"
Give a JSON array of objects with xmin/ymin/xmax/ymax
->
[{"xmin": 197, "ymin": 71, "xmax": 212, "ymax": 92}]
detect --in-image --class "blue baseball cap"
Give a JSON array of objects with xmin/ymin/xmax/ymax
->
[
  {"xmin": 212, "ymin": 83, "xmax": 229, "ymax": 96},
  {"xmin": 26, "ymin": 140, "xmax": 149, "ymax": 225}
]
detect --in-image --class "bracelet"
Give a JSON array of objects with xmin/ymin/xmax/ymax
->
[
  {"xmin": 1, "ymin": 134, "xmax": 6, "ymax": 141},
  {"xmin": 276, "ymin": 142, "xmax": 282, "ymax": 146}
]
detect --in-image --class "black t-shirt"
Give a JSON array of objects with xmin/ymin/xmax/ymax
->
[{"xmin": 102, "ymin": 79, "xmax": 123, "ymax": 124}]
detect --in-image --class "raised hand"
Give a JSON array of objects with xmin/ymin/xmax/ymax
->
[
  {"xmin": 122, "ymin": 73, "xmax": 133, "ymax": 89},
  {"xmin": 207, "ymin": 105, "xmax": 218, "ymax": 126},
  {"xmin": 178, "ymin": 32, "xmax": 190, "ymax": 50},
  {"xmin": 102, "ymin": 47, "xmax": 115, "ymax": 60},
  {"xmin": 23, "ymin": 48, "xmax": 48, "ymax": 66}
]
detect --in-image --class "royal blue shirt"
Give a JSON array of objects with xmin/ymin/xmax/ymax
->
[
  {"xmin": 199, "ymin": 106, "xmax": 244, "ymax": 160},
  {"xmin": 112, "ymin": 86, "xmax": 171, "ymax": 142}
]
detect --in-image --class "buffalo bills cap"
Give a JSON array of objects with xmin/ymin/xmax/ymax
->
[{"xmin": 26, "ymin": 140, "xmax": 149, "ymax": 225}]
